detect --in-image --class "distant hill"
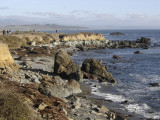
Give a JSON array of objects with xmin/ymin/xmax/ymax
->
[{"xmin": 0, "ymin": 24, "xmax": 88, "ymax": 31}]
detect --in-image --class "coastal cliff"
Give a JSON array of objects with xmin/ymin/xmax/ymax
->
[
  {"xmin": 59, "ymin": 32, "xmax": 106, "ymax": 41},
  {"xmin": 0, "ymin": 42, "xmax": 18, "ymax": 72}
]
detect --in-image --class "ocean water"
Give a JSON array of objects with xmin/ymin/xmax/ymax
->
[{"xmin": 69, "ymin": 29, "xmax": 160, "ymax": 119}]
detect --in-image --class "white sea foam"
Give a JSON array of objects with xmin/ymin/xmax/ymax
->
[
  {"xmin": 90, "ymin": 82, "xmax": 160, "ymax": 119},
  {"xmin": 124, "ymin": 103, "xmax": 160, "ymax": 119},
  {"xmin": 91, "ymin": 84, "xmax": 126, "ymax": 102}
]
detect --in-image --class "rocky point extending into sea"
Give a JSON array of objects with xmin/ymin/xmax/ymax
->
[{"xmin": 0, "ymin": 31, "xmax": 151, "ymax": 120}]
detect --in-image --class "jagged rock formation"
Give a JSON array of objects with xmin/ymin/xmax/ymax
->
[
  {"xmin": 0, "ymin": 42, "xmax": 18, "ymax": 73},
  {"xmin": 81, "ymin": 58, "xmax": 116, "ymax": 84},
  {"xmin": 108, "ymin": 37, "xmax": 151, "ymax": 49},
  {"xmin": 54, "ymin": 50, "xmax": 83, "ymax": 82}
]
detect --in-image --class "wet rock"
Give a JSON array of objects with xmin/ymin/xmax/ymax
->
[
  {"xmin": 134, "ymin": 51, "xmax": 142, "ymax": 54},
  {"xmin": 149, "ymin": 83, "xmax": 159, "ymax": 87},
  {"xmin": 108, "ymin": 37, "xmax": 151, "ymax": 49},
  {"xmin": 81, "ymin": 58, "xmax": 116, "ymax": 83},
  {"xmin": 114, "ymin": 66, "xmax": 118, "ymax": 69},
  {"xmin": 54, "ymin": 50, "xmax": 83, "ymax": 82},
  {"xmin": 136, "ymin": 37, "xmax": 151, "ymax": 45},
  {"xmin": 110, "ymin": 32, "xmax": 125, "ymax": 36},
  {"xmin": 113, "ymin": 55, "xmax": 121, "ymax": 59},
  {"xmin": 121, "ymin": 100, "xmax": 130, "ymax": 105}
]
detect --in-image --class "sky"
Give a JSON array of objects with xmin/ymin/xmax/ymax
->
[{"xmin": 0, "ymin": 0, "xmax": 160, "ymax": 29}]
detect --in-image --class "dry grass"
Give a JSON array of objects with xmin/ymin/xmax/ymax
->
[
  {"xmin": 0, "ymin": 90, "xmax": 34, "ymax": 120},
  {"xmin": 0, "ymin": 36, "xmax": 29, "ymax": 48},
  {"xmin": 0, "ymin": 75, "xmax": 68, "ymax": 120}
]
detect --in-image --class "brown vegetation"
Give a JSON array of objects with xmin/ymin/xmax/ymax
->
[{"xmin": 0, "ymin": 75, "xmax": 68, "ymax": 120}]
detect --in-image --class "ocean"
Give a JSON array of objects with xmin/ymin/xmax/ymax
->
[{"xmin": 54, "ymin": 29, "xmax": 160, "ymax": 119}]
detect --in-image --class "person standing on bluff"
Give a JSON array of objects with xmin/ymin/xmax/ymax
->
[{"xmin": 2, "ymin": 30, "xmax": 6, "ymax": 36}]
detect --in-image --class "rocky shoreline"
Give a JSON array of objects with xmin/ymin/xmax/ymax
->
[{"xmin": 0, "ymin": 31, "xmax": 152, "ymax": 120}]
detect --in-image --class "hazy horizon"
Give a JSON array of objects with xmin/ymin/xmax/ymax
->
[{"xmin": 0, "ymin": 0, "xmax": 160, "ymax": 29}]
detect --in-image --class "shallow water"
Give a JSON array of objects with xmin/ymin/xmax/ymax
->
[
  {"xmin": 72, "ymin": 47, "xmax": 160, "ymax": 119},
  {"xmin": 70, "ymin": 29, "xmax": 160, "ymax": 119}
]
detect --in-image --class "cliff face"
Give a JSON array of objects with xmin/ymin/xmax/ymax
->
[
  {"xmin": 0, "ymin": 43, "xmax": 18, "ymax": 71},
  {"xmin": 59, "ymin": 32, "xmax": 106, "ymax": 41}
]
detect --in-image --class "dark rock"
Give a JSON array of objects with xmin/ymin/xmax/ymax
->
[
  {"xmin": 81, "ymin": 58, "xmax": 116, "ymax": 83},
  {"xmin": 110, "ymin": 32, "xmax": 125, "ymax": 36},
  {"xmin": 54, "ymin": 50, "xmax": 83, "ymax": 82},
  {"xmin": 149, "ymin": 83, "xmax": 159, "ymax": 87},
  {"xmin": 114, "ymin": 66, "xmax": 118, "ymax": 69},
  {"xmin": 108, "ymin": 37, "xmax": 151, "ymax": 49},
  {"xmin": 136, "ymin": 37, "xmax": 151, "ymax": 45},
  {"xmin": 134, "ymin": 51, "xmax": 142, "ymax": 54},
  {"xmin": 82, "ymin": 71, "xmax": 98, "ymax": 80},
  {"xmin": 113, "ymin": 55, "xmax": 121, "ymax": 59},
  {"xmin": 121, "ymin": 100, "xmax": 130, "ymax": 105}
]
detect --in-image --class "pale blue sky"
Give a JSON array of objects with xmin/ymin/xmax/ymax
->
[{"xmin": 0, "ymin": 0, "xmax": 160, "ymax": 28}]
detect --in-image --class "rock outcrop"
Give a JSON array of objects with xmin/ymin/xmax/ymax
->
[
  {"xmin": 54, "ymin": 50, "xmax": 83, "ymax": 82},
  {"xmin": 81, "ymin": 59, "xmax": 116, "ymax": 83},
  {"xmin": 110, "ymin": 32, "xmax": 125, "ymax": 36},
  {"xmin": 108, "ymin": 37, "xmax": 151, "ymax": 49},
  {"xmin": 38, "ymin": 76, "xmax": 82, "ymax": 98},
  {"xmin": 0, "ymin": 42, "xmax": 18, "ymax": 73}
]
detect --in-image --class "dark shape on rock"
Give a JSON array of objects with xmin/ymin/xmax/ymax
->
[
  {"xmin": 54, "ymin": 50, "xmax": 83, "ymax": 82},
  {"xmin": 110, "ymin": 32, "xmax": 125, "ymax": 36},
  {"xmin": 81, "ymin": 58, "xmax": 116, "ymax": 83},
  {"xmin": 134, "ymin": 51, "xmax": 142, "ymax": 54},
  {"xmin": 113, "ymin": 55, "xmax": 121, "ymax": 59},
  {"xmin": 149, "ymin": 83, "xmax": 159, "ymax": 87}
]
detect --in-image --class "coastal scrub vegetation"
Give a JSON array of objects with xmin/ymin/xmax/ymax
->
[
  {"xmin": 0, "ymin": 36, "xmax": 29, "ymax": 48},
  {"xmin": 0, "ymin": 90, "xmax": 32, "ymax": 120}
]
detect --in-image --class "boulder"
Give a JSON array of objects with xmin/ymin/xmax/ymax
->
[
  {"xmin": 136, "ymin": 37, "xmax": 151, "ymax": 48},
  {"xmin": 149, "ymin": 83, "xmax": 159, "ymax": 87},
  {"xmin": 81, "ymin": 58, "xmax": 116, "ymax": 83},
  {"xmin": 54, "ymin": 50, "xmax": 83, "ymax": 82},
  {"xmin": 0, "ymin": 42, "xmax": 19, "ymax": 74},
  {"xmin": 137, "ymin": 37, "xmax": 150, "ymax": 45},
  {"xmin": 134, "ymin": 51, "xmax": 142, "ymax": 54},
  {"xmin": 113, "ymin": 55, "xmax": 121, "ymax": 59},
  {"xmin": 65, "ymin": 79, "xmax": 82, "ymax": 94},
  {"xmin": 38, "ymin": 77, "xmax": 82, "ymax": 98}
]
